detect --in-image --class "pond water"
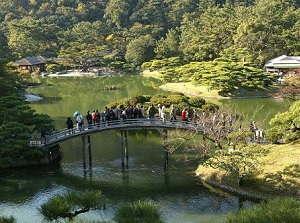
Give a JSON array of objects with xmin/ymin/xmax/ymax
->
[{"xmin": 0, "ymin": 75, "xmax": 288, "ymax": 222}]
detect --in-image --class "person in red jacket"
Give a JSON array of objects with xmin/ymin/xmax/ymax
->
[{"xmin": 181, "ymin": 108, "xmax": 188, "ymax": 122}]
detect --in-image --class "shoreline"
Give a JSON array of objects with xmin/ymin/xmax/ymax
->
[
  {"xmin": 45, "ymin": 70, "xmax": 125, "ymax": 77},
  {"xmin": 143, "ymin": 70, "xmax": 278, "ymax": 99},
  {"xmin": 199, "ymin": 176, "xmax": 268, "ymax": 201},
  {"xmin": 159, "ymin": 85, "xmax": 274, "ymax": 99}
]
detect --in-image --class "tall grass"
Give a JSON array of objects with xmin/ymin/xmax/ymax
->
[{"xmin": 225, "ymin": 197, "xmax": 300, "ymax": 223}]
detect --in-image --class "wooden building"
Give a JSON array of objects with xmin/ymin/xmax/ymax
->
[
  {"xmin": 16, "ymin": 56, "xmax": 47, "ymax": 73},
  {"xmin": 264, "ymin": 55, "xmax": 300, "ymax": 75}
]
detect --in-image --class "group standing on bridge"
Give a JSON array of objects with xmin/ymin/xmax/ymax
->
[
  {"xmin": 67, "ymin": 104, "xmax": 194, "ymax": 132},
  {"xmin": 64, "ymin": 103, "xmax": 265, "ymax": 143}
]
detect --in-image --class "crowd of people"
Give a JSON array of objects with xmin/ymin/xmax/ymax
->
[
  {"xmin": 67, "ymin": 104, "xmax": 193, "ymax": 132},
  {"xmin": 65, "ymin": 102, "xmax": 264, "ymax": 143},
  {"xmin": 64, "ymin": 104, "xmax": 265, "ymax": 143}
]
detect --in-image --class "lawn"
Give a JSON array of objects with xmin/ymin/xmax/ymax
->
[{"xmin": 196, "ymin": 142, "xmax": 300, "ymax": 199}]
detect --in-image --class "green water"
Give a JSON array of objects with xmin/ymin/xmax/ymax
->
[{"xmin": 0, "ymin": 75, "xmax": 288, "ymax": 223}]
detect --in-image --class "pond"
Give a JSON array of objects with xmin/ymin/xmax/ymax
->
[{"xmin": 0, "ymin": 75, "xmax": 288, "ymax": 222}]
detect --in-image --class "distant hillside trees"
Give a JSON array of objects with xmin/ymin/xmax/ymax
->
[{"xmin": 1, "ymin": 0, "xmax": 300, "ymax": 70}]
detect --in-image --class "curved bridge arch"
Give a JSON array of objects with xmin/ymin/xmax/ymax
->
[
  {"xmin": 33, "ymin": 118, "xmax": 205, "ymax": 147},
  {"xmin": 31, "ymin": 118, "xmax": 205, "ymax": 170}
]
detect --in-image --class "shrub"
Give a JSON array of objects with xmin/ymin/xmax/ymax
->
[
  {"xmin": 40, "ymin": 190, "xmax": 104, "ymax": 221},
  {"xmin": 0, "ymin": 216, "xmax": 15, "ymax": 223},
  {"xmin": 188, "ymin": 97, "xmax": 205, "ymax": 107},
  {"xmin": 225, "ymin": 197, "xmax": 300, "ymax": 223},
  {"xmin": 114, "ymin": 199, "xmax": 164, "ymax": 223},
  {"xmin": 141, "ymin": 61, "xmax": 152, "ymax": 70}
]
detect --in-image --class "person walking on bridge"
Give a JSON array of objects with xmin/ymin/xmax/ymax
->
[
  {"xmin": 86, "ymin": 111, "xmax": 93, "ymax": 128},
  {"xmin": 161, "ymin": 105, "xmax": 166, "ymax": 123},
  {"xmin": 181, "ymin": 108, "xmax": 189, "ymax": 122},
  {"xmin": 76, "ymin": 113, "xmax": 84, "ymax": 131},
  {"xmin": 148, "ymin": 104, "xmax": 155, "ymax": 120},
  {"xmin": 66, "ymin": 117, "xmax": 74, "ymax": 134},
  {"xmin": 170, "ymin": 104, "xmax": 176, "ymax": 121}
]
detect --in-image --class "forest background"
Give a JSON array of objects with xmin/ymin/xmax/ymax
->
[{"xmin": 1, "ymin": 0, "xmax": 300, "ymax": 73}]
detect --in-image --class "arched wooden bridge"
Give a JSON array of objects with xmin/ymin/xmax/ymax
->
[
  {"xmin": 31, "ymin": 118, "xmax": 205, "ymax": 170},
  {"xmin": 33, "ymin": 118, "xmax": 205, "ymax": 147}
]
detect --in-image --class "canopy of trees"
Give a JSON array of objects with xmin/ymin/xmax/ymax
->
[
  {"xmin": 0, "ymin": 30, "xmax": 54, "ymax": 168},
  {"xmin": 1, "ymin": 0, "xmax": 300, "ymax": 70}
]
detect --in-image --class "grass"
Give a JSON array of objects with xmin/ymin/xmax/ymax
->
[
  {"xmin": 160, "ymin": 82, "xmax": 280, "ymax": 99},
  {"xmin": 160, "ymin": 82, "xmax": 222, "ymax": 98},
  {"xmin": 224, "ymin": 197, "xmax": 300, "ymax": 223},
  {"xmin": 196, "ymin": 142, "xmax": 300, "ymax": 199}
]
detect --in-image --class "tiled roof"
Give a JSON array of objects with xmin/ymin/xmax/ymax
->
[
  {"xmin": 265, "ymin": 55, "xmax": 300, "ymax": 68},
  {"xmin": 16, "ymin": 56, "xmax": 46, "ymax": 66}
]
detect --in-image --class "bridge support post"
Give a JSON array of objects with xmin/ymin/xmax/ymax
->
[
  {"xmin": 121, "ymin": 130, "xmax": 128, "ymax": 169},
  {"xmin": 121, "ymin": 130, "xmax": 125, "ymax": 169},
  {"xmin": 121, "ymin": 130, "xmax": 129, "ymax": 169},
  {"xmin": 125, "ymin": 131, "xmax": 128, "ymax": 168},
  {"xmin": 162, "ymin": 129, "xmax": 169, "ymax": 171},
  {"xmin": 87, "ymin": 135, "xmax": 92, "ymax": 169},
  {"xmin": 81, "ymin": 135, "xmax": 86, "ymax": 169}
]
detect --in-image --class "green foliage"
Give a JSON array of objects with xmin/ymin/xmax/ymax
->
[
  {"xmin": 142, "ymin": 57, "xmax": 182, "ymax": 72},
  {"xmin": 155, "ymin": 28, "xmax": 180, "ymax": 59},
  {"xmin": 268, "ymin": 100, "xmax": 300, "ymax": 143},
  {"xmin": 0, "ymin": 69, "xmax": 53, "ymax": 168},
  {"xmin": 0, "ymin": 30, "xmax": 12, "ymax": 67},
  {"xmin": 104, "ymin": 0, "xmax": 131, "ymax": 28},
  {"xmin": 46, "ymin": 63, "xmax": 66, "ymax": 73},
  {"xmin": 187, "ymin": 97, "xmax": 206, "ymax": 107},
  {"xmin": 106, "ymin": 94, "xmax": 205, "ymax": 112},
  {"xmin": 149, "ymin": 94, "xmax": 190, "ymax": 109},
  {"xmin": 58, "ymin": 21, "xmax": 110, "ymax": 71},
  {"xmin": 161, "ymin": 60, "xmax": 274, "ymax": 94},
  {"xmin": 113, "ymin": 199, "xmax": 164, "ymax": 223},
  {"xmin": 203, "ymin": 144, "xmax": 268, "ymax": 186},
  {"xmin": 225, "ymin": 197, "xmax": 300, "ymax": 223},
  {"xmin": 7, "ymin": 17, "xmax": 60, "ymax": 58},
  {"xmin": 0, "ymin": 0, "xmax": 300, "ymax": 71},
  {"xmin": 125, "ymin": 36, "xmax": 156, "ymax": 67},
  {"xmin": 0, "ymin": 216, "xmax": 15, "ymax": 223},
  {"xmin": 40, "ymin": 190, "xmax": 104, "ymax": 221},
  {"xmin": 180, "ymin": 4, "xmax": 236, "ymax": 61}
]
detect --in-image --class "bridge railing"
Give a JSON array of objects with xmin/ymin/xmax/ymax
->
[{"xmin": 38, "ymin": 118, "xmax": 203, "ymax": 146}]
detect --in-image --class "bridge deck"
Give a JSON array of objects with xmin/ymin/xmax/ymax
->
[{"xmin": 31, "ymin": 118, "xmax": 204, "ymax": 147}]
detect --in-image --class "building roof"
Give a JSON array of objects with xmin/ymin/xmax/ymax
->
[
  {"xmin": 265, "ymin": 55, "xmax": 300, "ymax": 68},
  {"xmin": 16, "ymin": 56, "xmax": 46, "ymax": 66}
]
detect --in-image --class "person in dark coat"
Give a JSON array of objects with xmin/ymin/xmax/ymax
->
[
  {"xmin": 66, "ymin": 117, "xmax": 74, "ymax": 134},
  {"xmin": 86, "ymin": 111, "xmax": 93, "ymax": 128}
]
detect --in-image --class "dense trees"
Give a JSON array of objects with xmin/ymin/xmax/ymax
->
[
  {"xmin": 1, "ymin": 0, "xmax": 300, "ymax": 71},
  {"xmin": 0, "ymin": 0, "xmax": 300, "ymax": 95},
  {"xmin": 0, "ymin": 28, "xmax": 54, "ymax": 168},
  {"xmin": 1, "ymin": 0, "xmax": 299, "ymax": 97}
]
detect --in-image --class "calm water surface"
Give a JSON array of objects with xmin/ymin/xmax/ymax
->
[{"xmin": 0, "ymin": 75, "xmax": 287, "ymax": 222}]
